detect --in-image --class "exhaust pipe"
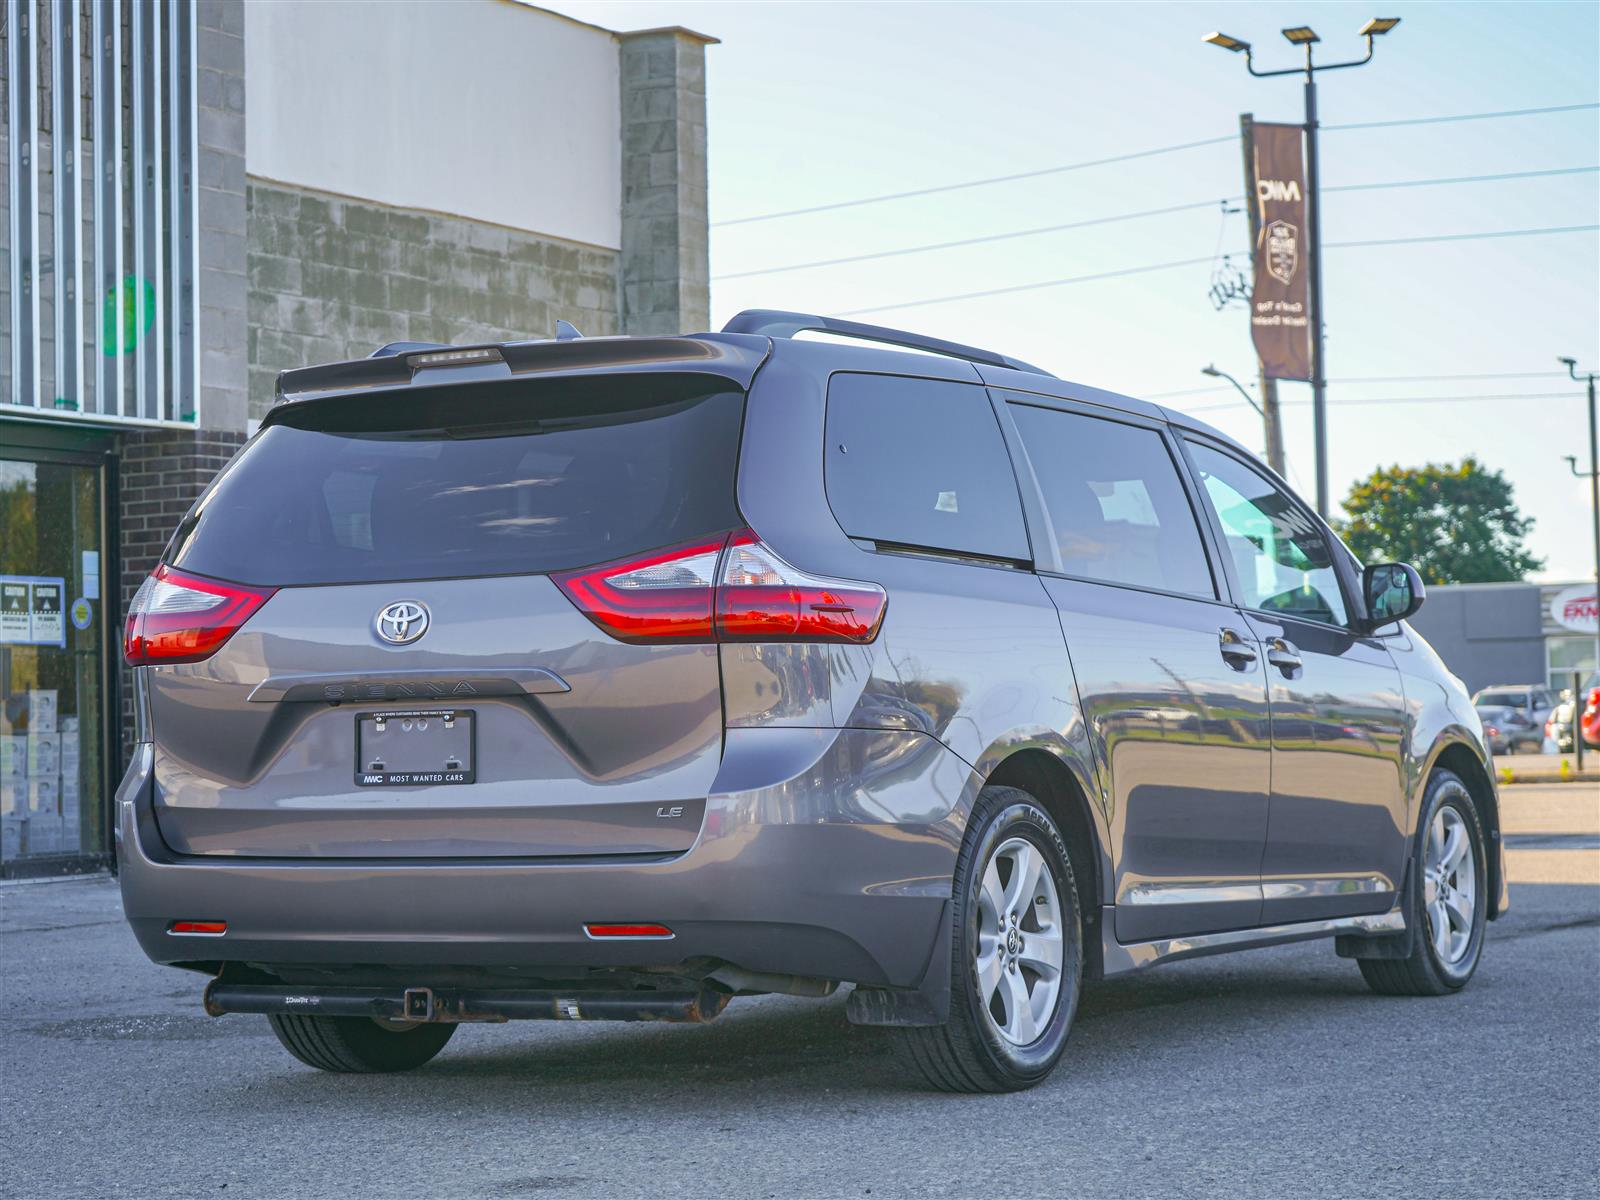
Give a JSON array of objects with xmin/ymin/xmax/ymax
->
[{"xmin": 203, "ymin": 980, "xmax": 730, "ymax": 1024}]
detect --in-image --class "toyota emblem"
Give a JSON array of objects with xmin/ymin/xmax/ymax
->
[{"xmin": 374, "ymin": 601, "xmax": 430, "ymax": 645}]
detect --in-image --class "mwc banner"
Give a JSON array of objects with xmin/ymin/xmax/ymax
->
[{"xmin": 1247, "ymin": 122, "xmax": 1311, "ymax": 381}]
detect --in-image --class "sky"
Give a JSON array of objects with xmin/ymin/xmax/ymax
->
[{"xmin": 552, "ymin": 0, "xmax": 1600, "ymax": 582}]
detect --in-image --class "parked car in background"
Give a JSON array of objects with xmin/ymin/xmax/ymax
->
[
  {"xmin": 115, "ymin": 310, "xmax": 1507, "ymax": 1092},
  {"xmin": 1472, "ymin": 685, "xmax": 1558, "ymax": 755}
]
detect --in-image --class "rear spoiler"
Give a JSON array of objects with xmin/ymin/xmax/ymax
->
[{"xmin": 270, "ymin": 333, "xmax": 771, "ymax": 410}]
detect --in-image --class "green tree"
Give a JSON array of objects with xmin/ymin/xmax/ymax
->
[{"xmin": 1336, "ymin": 457, "xmax": 1544, "ymax": 584}]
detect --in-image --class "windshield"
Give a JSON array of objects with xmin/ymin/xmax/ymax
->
[{"xmin": 166, "ymin": 376, "xmax": 746, "ymax": 586}]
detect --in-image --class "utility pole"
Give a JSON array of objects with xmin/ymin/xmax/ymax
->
[
  {"xmin": 1204, "ymin": 17, "xmax": 1401, "ymax": 517},
  {"xmin": 1237, "ymin": 113, "xmax": 1287, "ymax": 477},
  {"xmin": 1560, "ymin": 357, "xmax": 1600, "ymax": 675},
  {"xmin": 1302, "ymin": 63, "xmax": 1328, "ymax": 517}
]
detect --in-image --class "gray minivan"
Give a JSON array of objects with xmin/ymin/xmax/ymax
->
[{"xmin": 116, "ymin": 311, "xmax": 1506, "ymax": 1092}]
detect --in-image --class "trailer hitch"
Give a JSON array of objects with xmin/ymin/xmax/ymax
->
[{"xmin": 203, "ymin": 979, "xmax": 731, "ymax": 1024}]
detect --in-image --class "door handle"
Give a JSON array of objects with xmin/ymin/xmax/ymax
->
[
  {"xmin": 1266, "ymin": 638, "xmax": 1303, "ymax": 676},
  {"xmin": 1218, "ymin": 628, "xmax": 1257, "ymax": 670}
]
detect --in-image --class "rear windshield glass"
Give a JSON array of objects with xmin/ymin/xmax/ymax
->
[
  {"xmin": 166, "ymin": 376, "xmax": 745, "ymax": 586},
  {"xmin": 1473, "ymin": 691, "xmax": 1527, "ymax": 709}
]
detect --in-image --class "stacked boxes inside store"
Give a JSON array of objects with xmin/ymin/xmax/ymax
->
[{"xmin": 1, "ymin": 690, "xmax": 81, "ymax": 859}]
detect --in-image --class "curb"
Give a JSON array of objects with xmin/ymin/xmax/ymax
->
[{"xmin": 1496, "ymin": 769, "xmax": 1600, "ymax": 786}]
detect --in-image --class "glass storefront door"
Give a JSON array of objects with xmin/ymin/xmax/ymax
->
[{"xmin": 0, "ymin": 454, "xmax": 110, "ymax": 875}]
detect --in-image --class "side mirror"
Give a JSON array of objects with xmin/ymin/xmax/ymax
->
[{"xmin": 1363, "ymin": 562, "xmax": 1425, "ymax": 630}]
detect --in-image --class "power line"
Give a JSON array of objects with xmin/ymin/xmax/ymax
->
[
  {"xmin": 1145, "ymin": 370, "xmax": 1573, "ymax": 399},
  {"xmin": 710, "ymin": 135, "xmax": 1234, "ymax": 228},
  {"xmin": 716, "ymin": 166, "xmax": 1597, "ymax": 281},
  {"xmin": 1323, "ymin": 102, "xmax": 1600, "ymax": 131},
  {"xmin": 1182, "ymin": 390, "xmax": 1579, "ymax": 415},
  {"xmin": 1327, "ymin": 223, "xmax": 1598, "ymax": 250},
  {"xmin": 1325, "ymin": 165, "xmax": 1599, "ymax": 193},
  {"xmin": 835, "ymin": 256, "xmax": 1218, "ymax": 317},
  {"xmin": 714, "ymin": 102, "xmax": 1599, "ymax": 227},
  {"xmin": 713, "ymin": 200, "xmax": 1222, "ymax": 281},
  {"xmin": 837, "ymin": 224, "xmax": 1598, "ymax": 317},
  {"xmin": 1330, "ymin": 370, "xmax": 1574, "ymax": 384}
]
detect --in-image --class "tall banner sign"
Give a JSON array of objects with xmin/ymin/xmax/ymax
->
[{"xmin": 1248, "ymin": 122, "xmax": 1311, "ymax": 381}]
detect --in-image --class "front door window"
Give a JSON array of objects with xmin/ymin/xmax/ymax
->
[{"xmin": 1185, "ymin": 442, "xmax": 1349, "ymax": 627}]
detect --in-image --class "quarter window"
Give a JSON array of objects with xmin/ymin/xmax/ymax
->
[
  {"xmin": 1008, "ymin": 403, "xmax": 1215, "ymax": 599},
  {"xmin": 1186, "ymin": 441, "xmax": 1349, "ymax": 627},
  {"xmin": 824, "ymin": 374, "xmax": 1031, "ymax": 562}
]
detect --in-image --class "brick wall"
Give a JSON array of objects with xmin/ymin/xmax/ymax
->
[
  {"xmin": 116, "ymin": 427, "xmax": 247, "ymax": 761},
  {"xmin": 245, "ymin": 180, "xmax": 622, "ymax": 420}
]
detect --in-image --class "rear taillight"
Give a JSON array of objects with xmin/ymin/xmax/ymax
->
[
  {"xmin": 553, "ymin": 529, "xmax": 886, "ymax": 646},
  {"xmin": 550, "ymin": 536, "xmax": 725, "ymax": 643},
  {"xmin": 123, "ymin": 564, "xmax": 276, "ymax": 666},
  {"xmin": 716, "ymin": 531, "xmax": 887, "ymax": 642}
]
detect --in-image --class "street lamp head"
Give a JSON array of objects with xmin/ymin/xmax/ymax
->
[
  {"xmin": 1202, "ymin": 31, "xmax": 1251, "ymax": 53},
  {"xmin": 1359, "ymin": 17, "xmax": 1402, "ymax": 36},
  {"xmin": 1282, "ymin": 26, "xmax": 1321, "ymax": 45},
  {"xmin": 1559, "ymin": 356, "xmax": 1579, "ymax": 368},
  {"xmin": 1201, "ymin": 364, "xmax": 1222, "ymax": 377}
]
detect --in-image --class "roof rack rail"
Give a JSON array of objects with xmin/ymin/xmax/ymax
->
[{"xmin": 721, "ymin": 309, "xmax": 1052, "ymax": 377}]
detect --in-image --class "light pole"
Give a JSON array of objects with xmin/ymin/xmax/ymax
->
[
  {"xmin": 1203, "ymin": 17, "xmax": 1402, "ymax": 518},
  {"xmin": 1200, "ymin": 364, "xmax": 1284, "ymax": 474},
  {"xmin": 1560, "ymin": 356, "xmax": 1600, "ymax": 673}
]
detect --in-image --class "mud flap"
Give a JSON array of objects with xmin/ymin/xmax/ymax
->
[
  {"xmin": 845, "ymin": 900, "xmax": 952, "ymax": 1027},
  {"xmin": 1335, "ymin": 861, "xmax": 1416, "ymax": 960}
]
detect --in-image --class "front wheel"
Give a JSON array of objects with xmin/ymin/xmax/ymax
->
[
  {"xmin": 894, "ymin": 786, "xmax": 1083, "ymax": 1092},
  {"xmin": 268, "ymin": 1014, "xmax": 456, "ymax": 1073},
  {"xmin": 1358, "ymin": 769, "xmax": 1487, "ymax": 997}
]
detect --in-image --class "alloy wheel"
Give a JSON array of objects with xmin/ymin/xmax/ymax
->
[
  {"xmin": 1423, "ymin": 805, "xmax": 1477, "ymax": 964},
  {"xmin": 974, "ymin": 837, "xmax": 1065, "ymax": 1045}
]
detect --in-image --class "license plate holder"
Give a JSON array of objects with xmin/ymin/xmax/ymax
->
[{"xmin": 355, "ymin": 709, "xmax": 476, "ymax": 786}]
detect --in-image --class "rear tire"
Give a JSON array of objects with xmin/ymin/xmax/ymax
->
[
  {"xmin": 894, "ymin": 785, "xmax": 1083, "ymax": 1093},
  {"xmin": 267, "ymin": 1014, "xmax": 456, "ymax": 1073},
  {"xmin": 1359, "ymin": 769, "xmax": 1487, "ymax": 997}
]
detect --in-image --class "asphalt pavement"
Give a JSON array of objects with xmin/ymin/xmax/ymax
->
[{"xmin": 3, "ymin": 787, "xmax": 1597, "ymax": 1199}]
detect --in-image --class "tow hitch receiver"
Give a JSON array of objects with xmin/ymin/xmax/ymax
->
[{"xmin": 203, "ymin": 980, "xmax": 730, "ymax": 1024}]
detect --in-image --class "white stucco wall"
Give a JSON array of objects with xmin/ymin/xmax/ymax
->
[{"xmin": 244, "ymin": 0, "xmax": 621, "ymax": 249}]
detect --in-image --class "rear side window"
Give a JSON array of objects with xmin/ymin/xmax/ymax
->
[
  {"xmin": 1009, "ymin": 403, "xmax": 1216, "ymax": 599},
  {"xmin": 166, "ymin": 376, "xmax": 744, "ymax": 586},
  {"xmin": 824, "ymin": 373, "xmax": 1030, "ymax": 561}
]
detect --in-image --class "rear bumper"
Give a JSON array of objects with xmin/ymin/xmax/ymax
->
[{"xmin": 116, "ymin": 727, "xmax": 975, "ymax": 990}]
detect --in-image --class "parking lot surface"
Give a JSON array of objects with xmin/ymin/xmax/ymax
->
[{"xmin": 3, "ymin": 787, "xmax": 1596, "ymax": 1199}]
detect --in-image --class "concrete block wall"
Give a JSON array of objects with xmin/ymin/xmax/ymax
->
[
  {"xmin": 618, "ymin": 28, "xmax": 713, "ymax": 337},
  {"xmin": 245, "ymin": 181, "xmax": 621, "ymax": 419},
  {"xmin": 196, "ymin": 0, "xmax": 249, "ymax": 434}
]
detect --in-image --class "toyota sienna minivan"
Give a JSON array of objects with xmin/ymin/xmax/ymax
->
[{"xmin": 116, "ymin": 310, "xmax": 1505, "ymax": 1092}]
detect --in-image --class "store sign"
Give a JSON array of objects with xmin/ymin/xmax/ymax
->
[
  {"xmin": 1550, "ymin": 583, "xmax": 1598, "ymax": 634},
  {"xmin": 1247, "ymin": 122, "xmax": 1311, "ymax": 381},
  {"xmin": 0, "ymin": 577, "xmax": 67, "ymax": 647}
]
